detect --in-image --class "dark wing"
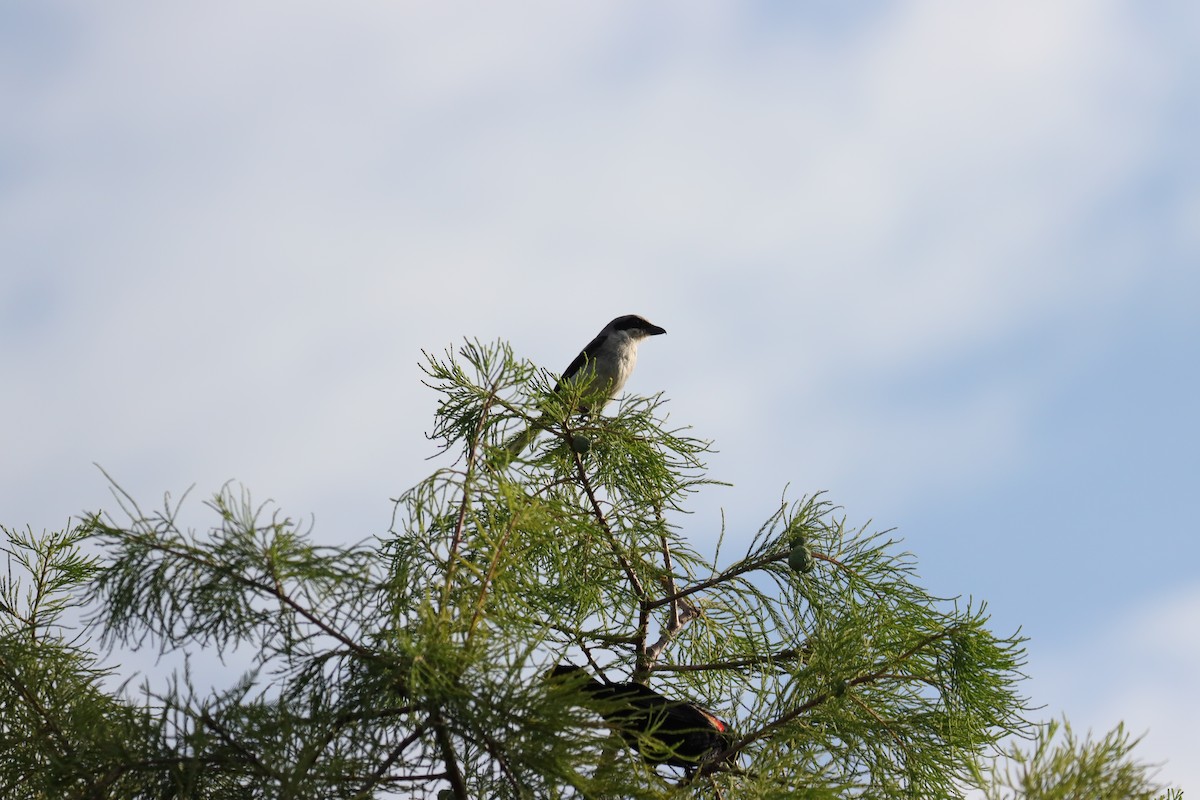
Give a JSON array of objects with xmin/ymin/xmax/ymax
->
[
  {"xmin": 590, "ymin": 683, "xmax": 730, "ymax": 767},
  {"xmin": 666, "ymin": 702, "xmax": 727, "ymax": 732},
  {"xmin": 653, "ymin": 702, "xmax": 733, "ymax": 767},
  {"xmin": 555, "ymin": 331, "xmax": 607, "ymax": 390}
]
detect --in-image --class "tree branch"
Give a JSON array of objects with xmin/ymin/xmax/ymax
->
[{"xmin": 432, "ymin": 714, "xmax": 469, "ymax": 800}]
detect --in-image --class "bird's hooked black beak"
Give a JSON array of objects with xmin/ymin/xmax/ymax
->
[{"xmin": 647, "ymin": 324, "xmax": 666, "ymax": 336}]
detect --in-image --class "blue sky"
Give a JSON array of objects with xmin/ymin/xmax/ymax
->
[{"xmin": 3, "ymin": 1, "xmax": 1198, "ymax": 789}]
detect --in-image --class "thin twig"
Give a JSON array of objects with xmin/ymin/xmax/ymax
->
[
  {"xmin": 441, "ymin": 380, "xmax": 498, "ymax": 607},
  {"xmin": 571, "ymin": 453, "xmax": 646, "ymax": 601},
  {"xmin": 643, "ymin": 534, "xmax": 700, "ymax": 667},
  {"xmin": 351, "ymin": 722, "xmax": 430, "ymax": 799},
  {"xmin": 710, "ymin": 624, "xmax": 966, "ymax": 768},
  {"xmin": 653, "ymin": 645, "xmax": 811, "ymax": 673}
]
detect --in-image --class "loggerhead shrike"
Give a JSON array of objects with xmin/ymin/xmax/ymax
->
[{"xmin": 505, "ymin": 314, "xmax": 667, "ymax": 455}]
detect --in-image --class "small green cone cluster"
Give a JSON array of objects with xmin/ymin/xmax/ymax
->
[{"xmin": 787, "ymin": 533, "xmax": 815, "ymax": 574}]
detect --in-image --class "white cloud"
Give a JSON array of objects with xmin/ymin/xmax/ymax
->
[{"xmin": 1, "ymin": 0, "xmax": 1193, "ymax": 544}]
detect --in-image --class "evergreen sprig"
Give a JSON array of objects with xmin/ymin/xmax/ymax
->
[{"xmin": 0, "ymin": 340, "xmax": 1181, "ymax": 799}]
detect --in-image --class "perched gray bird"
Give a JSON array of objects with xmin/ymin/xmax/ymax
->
[{"xmin": 505, "ymin": 314, "xmax": 666, "ymax": 455}]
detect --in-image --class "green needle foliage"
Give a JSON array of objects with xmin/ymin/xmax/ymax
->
[
  {"xmin": 0, "ymin": 340, "xmax": 1180, "ymax": 799},
  {"xmin": 972, "ymin": 718, "xmax": 1181, "ymax": 800}
]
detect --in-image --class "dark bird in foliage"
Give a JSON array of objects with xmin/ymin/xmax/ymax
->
[
  {"xmin": 506, "ymin": 315, "xmax": 666, "ymax": 455},
  {"xmin": 549, "ymin": 664, "xmax": 734, "ymax": 769}
]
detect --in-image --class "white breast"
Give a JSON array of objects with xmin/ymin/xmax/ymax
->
[{"xmin": 578, "ymin": 331, "xmax": 640, "ymax": 408}]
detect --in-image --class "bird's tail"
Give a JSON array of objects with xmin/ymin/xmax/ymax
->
[{"xmin": 503, "ymin": 423, "xmax": 540, "ymax": 456}]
